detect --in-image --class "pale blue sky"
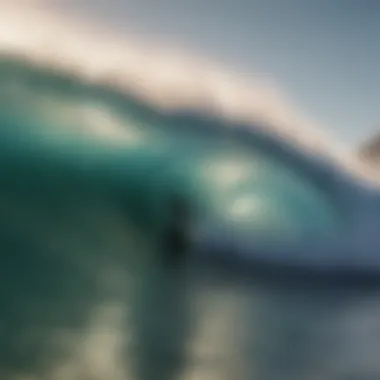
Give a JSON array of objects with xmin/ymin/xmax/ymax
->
[{"xmin": 51, "ymin": 0, "xmax": 380, "ymax": 148}]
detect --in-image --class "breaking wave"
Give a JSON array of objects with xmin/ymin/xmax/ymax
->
[{"xmin": 1, "ymin": 4, "xmax": 380, "ymax": 380}]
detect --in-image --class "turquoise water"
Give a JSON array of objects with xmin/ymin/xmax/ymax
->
[{"xmin": 0, "ymin": 56, "xmax": 378, "ymax": 380}]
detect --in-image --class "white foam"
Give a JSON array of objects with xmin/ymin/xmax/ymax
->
[{"xmin": 0, "ymin": 3, "xmax": 378, "ymax": 186}]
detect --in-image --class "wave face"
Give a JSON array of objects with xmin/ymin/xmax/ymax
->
[
  {"xmin": 0, "ymin": 54, "xmax": 368, "ymax": 264},
  {"xmin": 2, "ymin": 4, "xmax": 380, "ymax": 380}
]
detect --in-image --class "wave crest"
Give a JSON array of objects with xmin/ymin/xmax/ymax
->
[{"xmin": 0, "ymin": 3, "xmax": 378, "ymax": 186}]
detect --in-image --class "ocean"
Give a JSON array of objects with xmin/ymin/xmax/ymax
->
[{"xmin": 1, "ymin": 4, "xmax": 380, "ymax": 380}]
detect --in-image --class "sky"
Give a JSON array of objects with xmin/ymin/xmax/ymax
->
[{"xmin": 16, "ymin": 0, "xmax": 380, "ymax": 148}]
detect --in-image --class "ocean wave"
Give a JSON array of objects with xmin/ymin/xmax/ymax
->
[{"xmin": 2, "ymin": 4, "xmax": 380, "ymax": 380}]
